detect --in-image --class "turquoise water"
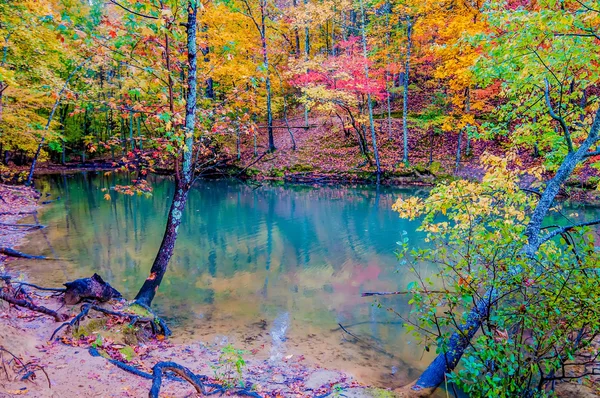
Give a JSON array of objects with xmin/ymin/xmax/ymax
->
[{"xmin": 14, "ymin": 173, "xmax": 434, "ymax": 387}]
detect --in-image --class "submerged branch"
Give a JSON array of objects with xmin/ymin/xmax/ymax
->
[{"xmin": 0, "ymin": 248, "xmax": 49, "ymax": 260}]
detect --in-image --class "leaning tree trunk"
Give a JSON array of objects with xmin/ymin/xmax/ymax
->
[
  {"xmin": 134, "ymin": 1, "xmax": 198, "ymax": 307},
  {"xmin": 134, "ymin": 183, "xmax": 190, "ymax": 306},
  {"xmin": 407, "ymin": 105, "xmax": 600, "ymax": 395}
]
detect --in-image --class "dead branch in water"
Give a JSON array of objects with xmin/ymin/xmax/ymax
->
[
  {"xmin": 0, "ymin": 248, "xmax": 49, "ymax": 260},
  {"xmin": 361, "ymin": 290, "xmax": 451, "ymax": 297},
  {"xmin": 0, "ymin": 275, "xmax": 65, "ymax": 293},
  {"xmin": 0, "ymin": 222, "xmax": 45, "ymax": 229}
]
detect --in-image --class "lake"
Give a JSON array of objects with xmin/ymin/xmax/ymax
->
[{"xmin": 16, "ymin": 172, "xmax": 594, "ymax": 391}]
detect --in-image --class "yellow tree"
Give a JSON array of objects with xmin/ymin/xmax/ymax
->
[{"xmin": 0, "ymin": 0, "xmax": 84, "ymax": 170}]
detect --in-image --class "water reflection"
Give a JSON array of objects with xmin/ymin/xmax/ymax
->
[{"xmin": 16, "ymin": 172, "xmax": 439, "ymax": 387}]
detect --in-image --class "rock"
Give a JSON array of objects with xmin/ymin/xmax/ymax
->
[
  {"xmin": 555, "ymin": 383, "xmax": 598, "ymax": 398},
  {"xmin": 304, "ymin": 369, "xmax": 342, "ymax": 390}
]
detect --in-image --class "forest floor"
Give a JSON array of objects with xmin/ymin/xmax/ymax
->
[{"xmin": 0, "ymin": 185, "xmax": 389, "ymax": 397}]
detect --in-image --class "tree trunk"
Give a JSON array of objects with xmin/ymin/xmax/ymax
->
[
  {"xmin": 385, "ymin": 8, "xmax": 393, "ymax": 140},
  {"xmin": 0, "ymin": 34, "xmax": 9, "ymax": 123},
  {"xmin": 164, "ymin": 28, "xmax": 174, "ymax": 114},
  {"xmin": 134, "ymin": 1, "xmax": 198, "ymax": 307},
  {"xmin": 260, "ymin": 3, "xmax": 275, "ymax": 152},
  {"xmin": 428, "ymin": 127, "xmax": 434, "ymax": 166},
  {"xmin": 360, "ymin": 0, "xmax": 381, "ymax": 180},
  {"xmin": 129, "ymin": 111, "xmax": 134, "ymax": 150},
  {"xmin": 464, "ymin": 87, "xmax": 472, "ymax": 156},
  {"xmin": 282, "ymin": 97, "xmax": 296, "ymax": 150},
  {"xmin": 137, "ymin": 115, "xmax": 142, "ymax": 150},
  {"xmin": 402, "ymin": 17, "xmax": 412, "ymax": 165},
  {"xmin": 0, "ymin": 83, "xmax": 6, "ymax": 123},
  {"xmin": 455, "ymin": 129, "xmax": 462, "ymax": 173},
  {"xmin": 304, "ymin": 0, "xmax": 310, "ymax": 57},
  {"xmin": 134, "ymin": 182, "xmax": 190, "ymax": 306}
]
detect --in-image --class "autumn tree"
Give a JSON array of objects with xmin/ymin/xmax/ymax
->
[
  {"xmin": 0, "ymin": 0, "xmax": 87, "ymax": 174},
  {"xmin": 289, "ymin": 38, "xmax": 387, "ymax": 168},
  {"xmin": 395, "ymin": 0, "xmax": 600, "ymax": 395}
]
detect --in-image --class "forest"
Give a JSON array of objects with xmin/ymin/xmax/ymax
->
[{"xmin": 0, "ymin": 0, "xmax": 600, "ymax": 397}]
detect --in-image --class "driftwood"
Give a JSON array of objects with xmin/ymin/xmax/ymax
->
[
  {"xmin": 63, "ymin": 273, "xmax": 122, "ymax": 305},
  {"xmin": 362, "ymin": 290, "xmax": 449, "ymax": 297}
]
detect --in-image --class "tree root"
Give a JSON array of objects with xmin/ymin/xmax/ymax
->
[
  {"xmin": 0, "ymin": 290, "xmax": 67, "ymax": 322},
  {"xmin": 88, "ymin": 348, "xmax": 262, "ymax": 398},
  {"xmin": 1, "ymin": 275, "xmax": 65, "ymax": 294},
  {"xmin": 50, "ymin": 303, "xmax": 171, "ymax": 341},
  {"xmin": 0, "ymin": 346, "xmax": 51, "ymax": 388},
  {"xmin": 0, "ymin": 247, "xmax": 49, "ymax": 260},
  {"xmin": 149, "ymin": 361, "xmax": 262, "ymax": 398},
  {"xmin": 88, "ymin": 347, "xmax": 154, "ymax": 379}
]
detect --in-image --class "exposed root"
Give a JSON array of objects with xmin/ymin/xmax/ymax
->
[
  {"xmin": 0, "ymin": 291, "xmax": 68, "ymax": 322},
  {"xmin": 50, "ymin": 303, "xmax": 171, "ymax": 341},
  {"xmin": 87, "ymin": 348, "xmax": 262, "ymax": 398},
  {"xmin": 0, "ymin": 279, "xmax": 68, "ymax": 323},
  {"xmin": 149, "ymin": 361, "xmax": 262, "ymax": 398},
  {"xmin": 0, "ymin": 346, "xmax": 51, "ymax": 389},
  {"xmin": 88, "ymin": 347, "xmax": 153, "ymax": 379},
  {"xmin": 0, "ymin": 275, "xmax": 65, "ymax": 297}
]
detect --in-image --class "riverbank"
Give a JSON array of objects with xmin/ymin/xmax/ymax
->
[
  {"xmin": 9, "ymin": 113, "xmax": 600, "ymax": 205},
  {"xmin": 0, "ymin": 184, "xmax": 395, "ymax": 397}
]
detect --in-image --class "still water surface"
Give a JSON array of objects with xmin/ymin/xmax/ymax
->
[{"xmin": 14, "ymin": 173, "xmax": 444, "ymax": 388}]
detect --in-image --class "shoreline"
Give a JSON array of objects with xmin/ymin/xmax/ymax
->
[
  {"xmin": 0, "ymin": 183, "xmax": 392, "ymax": 398},
  {"xmin": 23, "ymin": 161, "xmax": 600, "ymax": 207}
]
